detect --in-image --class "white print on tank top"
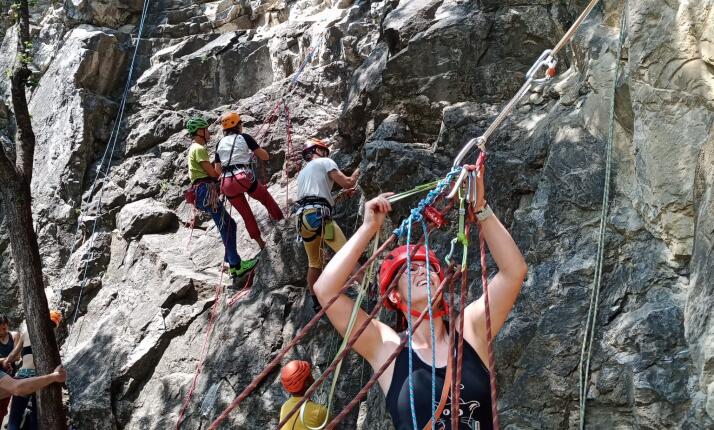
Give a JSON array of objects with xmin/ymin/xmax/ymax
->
[{"xmin": 436, "ymin": 384, "xmax": 481, "ymax": 430}]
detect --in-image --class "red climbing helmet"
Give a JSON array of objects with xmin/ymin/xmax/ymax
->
[
  {"xmin": 378, "ymin": 245, "xmax": 447, "ymax": 318},
  {"xmin": 281, "ymin": 360, "xmax": 312, "ymax": 394}
]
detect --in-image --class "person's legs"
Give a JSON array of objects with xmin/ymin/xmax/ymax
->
[
  {"xmin": 8, "ymin": 395, "xmax": 29, "ymax": 430},
  {"xmin": 323, "ymin": 221, "xmax": 347, "ymax": 254},
  {"xmin": 210, "ymin": 206, "xmax": 242, "ymax": 268},
  {"xmin": 228, "ymin": 192, "xmax": 264, "ymax": 248},
  {"xmin": 0, "ymin": 395, "xmax": 11, "ymax": 424},
  {"xmin": 300, "ymin": 210, "xmax": 325, "ymax": 300},
  {"xmin": 195, "ymin": 182, "xmax": 241, "ymax": 267},
  {"xmin": 26, "ymin": 395, "xmax": 37, "ymax": 430},
  {"xmin": 248, "ymin": 182, "xmax": 284, "ymax": 221}
]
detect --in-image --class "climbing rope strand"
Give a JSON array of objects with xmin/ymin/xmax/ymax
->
[
  {"xmin": 452, "ymin": 0, "xmax": 602, "ymax": 167},
  {"xmin": 453, "ymin": 243, "xmax": 470, "ymax": 429},
  {"xmin": 207, "ymin": 234, "xmax": 400, "ymax": 429},
  {"xmin": 324, "ymin": 270, "xmax": 462, "ymax": 430},
  {"xmin": 421, "ymin": 219, "xmax": 437, "ymax": 430},
  {"xmin": 405, "ymin": 219, "xmax": 419, "ymax": 430},
  {"xmin": 551, "ymin": 0, "xmax": 601, "ymax": 57},
  {"xmin": 393, "ymin": 167, "xmax": 461, "ymax": 237},
  {"xmin": 300, "ymin": 237, "xmax": 381, "ymax": 430},
  {"xmin": 578, "ymin": 4, "xmax": 627, "ymax": 428},
  {"xmin": 69, "ymin": 0, "xmax": 152, "ymax": 331},
  {"xmin": 175, "ymin": 284, "xmax": 223, "ymax": 429},
  {"xmin": 479, "ymin": 228, "xmax": 500, "ymax": 430},
  {"xmin": 275, "ymin": 236, "xmax": 434, "ymax": 430}
]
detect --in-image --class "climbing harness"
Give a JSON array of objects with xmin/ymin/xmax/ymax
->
[{"xmin": 579, "ymin": 3, "xmax": 628, "ymax": 429}]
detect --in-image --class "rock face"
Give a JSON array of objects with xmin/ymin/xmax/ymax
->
[{"xmin": 0, "ymin": 0, "xmax": 713, "ymax": 429}]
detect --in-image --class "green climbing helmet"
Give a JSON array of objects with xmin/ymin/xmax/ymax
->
[{"xmin": 186, "ymin": 116, "xmax": 209, "ymax": 135}]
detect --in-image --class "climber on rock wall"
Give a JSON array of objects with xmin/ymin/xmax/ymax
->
[
  {"xmin": 279, "ymin": 360, "xmax": 328, "ymax": 430},
  {"xmin": 312, "ymin": 166, "xmax": 527, "ymax": 430},
  {"xmin": 215, "ymin": 111, "xmax": 284, "ymax": 250},
  {"xmin": 184, "ymin": 116, "xmax": 258, "ymax": 280},
  {"xmin": 295, "ymin": 138, "xmax": 359, "ymax": 312},
  {"xmin": 2, "ymin": 311, "xmax": 67, "ymax": 430}
]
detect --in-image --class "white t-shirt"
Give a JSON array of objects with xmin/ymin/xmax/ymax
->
[
  {"xmin": 297, "ymin": 157, "xmax": 340, "ymax": 206},
  {"xmin": 215, "ymin": 133, "xmax": 260, "ymax": 175}
]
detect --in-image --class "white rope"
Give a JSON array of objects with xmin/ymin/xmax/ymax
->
[
  {"xmin": 578, "ymin": 3, "xmax": 628, "ymax": 428},
  {"xmin": 69, "ymin": 0, "xmax": 152, "ymax": 333}
]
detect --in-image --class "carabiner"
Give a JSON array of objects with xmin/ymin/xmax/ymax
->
[{"xmin": 526, "ymin": 49, "xmax": 558, "ymax": 84}]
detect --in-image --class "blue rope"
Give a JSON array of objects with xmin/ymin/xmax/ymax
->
[
  {"xmin": 422, "ymin": 218, "xmax": 437, "ymax": 430},
  {"xmin": 406, "ymin": 218, "xmax": 418, "ymax": 430},
  {"xmin": 393, "ymin": 167, "xmax": 461, "ymax": 238}
]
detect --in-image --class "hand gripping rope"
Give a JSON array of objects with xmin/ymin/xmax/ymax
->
[
  {"xmin": 207, "ymin": 234, "xmax": 400, "ymax": 429},
  {"xmin": 273, "ymin": 234, "xmax": 437, "ymax": 430},
  {"xmin": 206, "ymin": 1, "xmax": 605, "ymax": 426}
]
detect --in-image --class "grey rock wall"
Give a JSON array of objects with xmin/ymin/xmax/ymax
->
[{"xmin": 0, "ymin": 0, "xmax": 712, "ymax": 429}]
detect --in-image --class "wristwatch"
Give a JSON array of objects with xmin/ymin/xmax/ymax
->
[{"xmin": 476, "ymin": 204, "xmax": 493, "ymax": 222}]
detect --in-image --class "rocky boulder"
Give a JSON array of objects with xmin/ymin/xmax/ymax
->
[{"xmin": 116, "ymin": 198, "xmax": 178, "ymax": 238}]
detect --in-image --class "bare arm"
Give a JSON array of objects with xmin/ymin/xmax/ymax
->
[
  {"xmin": 5, "ymin": 334, "xmax": 23, "ymax": 364},
  {"xmin": 314, "ymin": 194, "xmax": 399, "ymax": 367},
  {"xmin": 0, "ymin": 366, "xmax": 66, "ymax": 397},
  {"xmin": 214, "ymin": 162, "xmax": 223, "ymax": 176},
  {"xmin": 463, "ymin": 168, "xmax": 527, "ymax": 357},
  {"xmin": 199, "ymin": 161, "xmax": 220, "ymax": 178},
  {"xmin": 253, "ymin": 148, "xmax": 269, "ymax": 161},
  {"xmin": 328, "ymin": 168, "xmax": 360, "ymax": 190}
]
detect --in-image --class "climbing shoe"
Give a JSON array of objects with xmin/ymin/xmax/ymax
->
[{"xmin": 229, "ymin": 258, "xmax": 258, "ymax": 279}]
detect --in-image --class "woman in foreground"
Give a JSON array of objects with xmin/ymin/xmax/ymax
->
[{"xmin": 313, "ymin": 167, "xmax": 527, "ymax": 429}]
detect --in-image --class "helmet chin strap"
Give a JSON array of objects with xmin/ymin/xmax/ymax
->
[{"xmin": 395, "ymin": 294, "xmax": 449, "ymax": 320}]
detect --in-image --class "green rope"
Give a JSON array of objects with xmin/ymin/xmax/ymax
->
[
  {"xmin": 386, "ymin": 180, "xmax": 440, "ymax": 203},
  {"xmin": 578, "ymin": 4, "xmax": 628, "ymax": 428},
  {"xmin": 302, "ymin": 237, "xmax": 380, "ymax": 429}
]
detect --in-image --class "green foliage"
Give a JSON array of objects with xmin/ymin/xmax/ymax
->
[{"xmin": 159, "ymin": 180, "xmax": 170, "ymax": 194}]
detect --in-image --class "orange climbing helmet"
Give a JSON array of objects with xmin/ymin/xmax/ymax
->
[
  {"xmin": 302, "ymin": 138, "xmax": 330, "ymax": 160},
  {"xmin": 378, "ymin": 245, "xmax": 448, "ymax": 319},
  {"xmin": 220, "ymin": 111, "xmax": 242, "ymax": 130},
  {"xmin": 49, "ymin": 310, "xmax": 63, "ymax": 327},
  {"xmin": 281, "ymin": 360, "xmax": 312, "ymax": 394}
]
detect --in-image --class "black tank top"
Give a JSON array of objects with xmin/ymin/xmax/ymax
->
[
  {"xmin": 0, "ymin": 334, "xmax": 13, "ymax": 358},
  {"xmin": 386, "ymin": 329, "xmax": 493, "ymax": 430}
]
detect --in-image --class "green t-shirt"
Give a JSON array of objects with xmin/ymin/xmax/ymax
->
[{"xmin": 188, "ymin": 143, "xmax": 211, "ymax": 182}]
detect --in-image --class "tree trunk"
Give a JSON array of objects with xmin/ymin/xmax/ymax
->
[
  {"xmin": 0, "ymin": 181, "xmax": 66, "ymax": 430},
  {"xmin": 0, "ymin": 0, "xmax": 68, "ymax": 428}
]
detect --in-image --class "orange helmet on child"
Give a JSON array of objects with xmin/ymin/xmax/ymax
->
[
  {"xmin": 378, "ymin": 245, "xmax": 448, "ymax": 319},
  {"xmin": 220, "ymin": 111, "xmax": 242, "ymax": 130},
  {"xmin": 281, "ymin": 360, "xmax": 312, "ymax": 394},
  {"xmin": 49, "ymin": 310, "xmax": 63, "ymax": 327}
]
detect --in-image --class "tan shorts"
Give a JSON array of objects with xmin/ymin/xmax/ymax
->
[{"xmin": 298, "ymin": 208, "xmax": 347, "ymax": 269}]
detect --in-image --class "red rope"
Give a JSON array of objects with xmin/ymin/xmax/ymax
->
[
  {"xmin": 207, "ymin": 234, "xmax": 399, "ymax": 430},
  {"xmin": 448, "ymin": 268, "xmax": 458, "ymax": 429},
  {"xmin": 283, "ymin": 103, "xmax": 294, "ymax": 216},
  {"xmin": 175, "ymin": 284, "xmax": 223, "ymax": 429},
  {"xmin": 324, "ymin": 269, "xmax": 462, "ymax": 430}
]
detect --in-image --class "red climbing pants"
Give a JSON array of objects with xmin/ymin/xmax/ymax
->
[{"xmin": 221, "ymin": 172, "xmax": 284, "ymax": 241}]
